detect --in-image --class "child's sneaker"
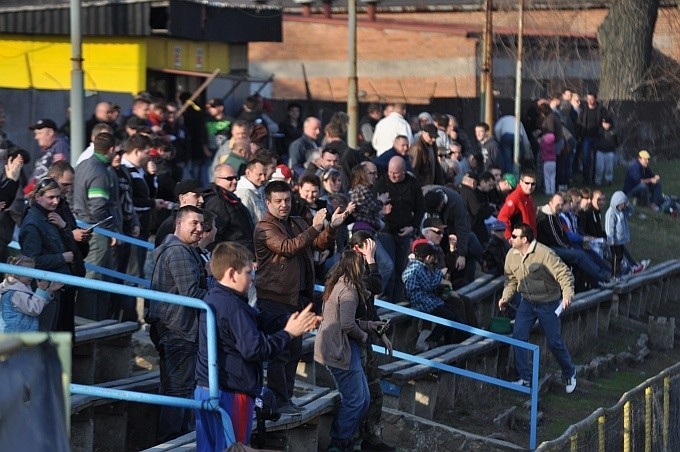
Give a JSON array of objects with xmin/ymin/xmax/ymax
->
[
  {"xmin": 415, "ymin": 330, "xmax": 431, "ymax": 353},
  {"xmin": 513, "ymin": 378, "xmax": 531, "ymax": 387}
]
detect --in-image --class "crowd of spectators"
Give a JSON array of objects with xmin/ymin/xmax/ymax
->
[{"xmin": 0, "ymin": 91, "xmax": 660, "ymax": 450}]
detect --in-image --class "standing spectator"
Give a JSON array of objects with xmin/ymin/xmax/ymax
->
[
  {"xmin": 497, "ymin": 169, "xmax": 538, "ymax": 241},
  {"xmin": 605, "ymin": 191, "xmax": 648, "ymax": 278},
  {"xmin": 372, "ymin": 157, "xmax": 425, "ymax": 302},
  {"xmin": 289, "ymin": 117, "xmax": 321, "ymax": 176},
  {"xmin": 47, "ymin": 160, "xmax": 91, "ymax": 333},
  {"xmin": 623, "ymin": 150, "xmax": 662, "ymax": 210},
  {"xmin": 204, "ymin": 164, "xmax": 255, "ymax": 253},
  {"xmin": 315, "ymin": 250, "xmax": 384, "ymax": 452},
  {"xmin": 278, "ymin": 102, "xmax": 303, "ymax": 161},
  {"xmin": 19, "ymin": 178, "xmax": 74, "ymax": 331},
  {"xmin": 178, "ymin": 92, "xmax": 208, "ymax": 182},
  {"xmin": 594, "ymin": 116, "xmax": 618, "ymax": 186},
  {"xmin": 254, "ymin": 180, "xmax": 348, "ymax": 413},
  {"xmin": 409, "ymin": 124, "xmax": 444, "ymax": 187},
  {"xmin": 458, "ymin": 171, "xmax": 496, "ymax": 247},
  {"xmin": 194, "ymin": 242, "xmax": 319, "ymax": 449},
  {"xmin": 28, "ymin": 119, "xmax": 70, "ymax": 193},
  {"xmin": 84, "ymin": 101, "xmax": 116, "ymax": 144},
  {"xmin": 73, "ymin": 132, "xmax": 121, "ymax": 320},
  {"xmin": 474, "ymin": 122, "xmax": 503, "ymax": 171},
  {"xmin": 349, "ymin": 163, "xmax": 393, "ymax": 295},
  {"xmin": 235, "ymin": 158, "xmax": 268, "ymax": 223},
  {"xmin": 494, "ymin": 114, "xmax": 532, "ymax": 173},
  {"xmin": 373, "ymin": 135, "xmax": 412, "ymax": 177},
  {"xmin": 447, "ymin": 115, "xmax": 475, "ymax": 158},
  {"xmin": 372, "ymin": 103, "xmax": 413, "ymax": 156},
  {"xmin": 499, "ymin": 223, "xmax": 577, "ymax": 393},
  {"xmin": 147, "ymin": 206, "xmax": 207, "ymax": 442},
  {"xmin": 423, "ymin": 185, "xmax": 483, "ymax": 284},
  {"xmin": 358, "ymin": 103, "xmax": 383, "ymax": 157},
  {"xmin": 577, "ymin": 92, "xmax": 608, "ymax": 185},
  {"xmin": 0, "ymin": 148, "xmax": 25, "ymax": 265},
  {"xmin": 540, "ymin": 132, "xmax": 557, "ymax": 195},
  {"xmin": 154, "ymin": 179, "xmax": 209, "ymax": 247}
]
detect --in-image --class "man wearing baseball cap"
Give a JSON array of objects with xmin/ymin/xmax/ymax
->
[
  {"xmin": 623, "ymin": 150, "xmax": 662, "ymax": 211},
  {"xmin": 154, "ymin": 179, "xmax": 211, "ymax": 247},
  {"xmin": 28, "ymin": 118, "xmax": 70, "ymax": 192}
]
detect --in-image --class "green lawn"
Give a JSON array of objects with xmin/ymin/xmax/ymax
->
[{"xmin": 532, "ymin": 159, "xmax": 680, "ymax": 263}]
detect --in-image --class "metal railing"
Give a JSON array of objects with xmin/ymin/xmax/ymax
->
[
  {"xmin": 315, "ymin": 284, "xmax": 541, "ymax": 450},
  {"xmin": 0, "ymin": 262, "xmax": 236, "ymax": 448}
]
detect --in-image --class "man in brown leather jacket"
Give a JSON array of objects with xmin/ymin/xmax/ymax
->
[{"xmin": 254, "ymin": 180, "xmax": 353, "ymax": 414}]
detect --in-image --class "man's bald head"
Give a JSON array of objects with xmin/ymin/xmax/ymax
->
[{"xmin": 387, "ymin": 156, "xmax": 406, "ymax": 183}]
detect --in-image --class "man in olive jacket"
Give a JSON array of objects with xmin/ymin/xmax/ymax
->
[
  {"xmin": 498, "ymin": 222, "xmax": 577, "ymax": 394},
  {"xmin": 254, "ymin": 180, "xmax": 351, "ymax": 413}
]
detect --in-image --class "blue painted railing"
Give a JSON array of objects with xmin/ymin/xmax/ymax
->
[
  {"xmin": 7, "ymin": 220, "xmax": 540, "ymax": 449},
  {"xmin": 315, "ymin": 284, "xmax": 541, "ymax": 450},
  {"xmin": 0, "ymin": 263, "xmax": 236, "ymax": 448}
]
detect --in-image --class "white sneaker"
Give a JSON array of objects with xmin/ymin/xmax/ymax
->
[
  {"xmin": 640, "ymin": 259, "xmax": 651, "ymax": 270},
  {"xmin": 415, "ymin": 330, "xmax": 431, "ymax": 353},
  {"xmin": 513, "ymin": 378, "xmax": 531, "ymax": 387},
  {"xmin": 565, "ymin": 372, "xmax": 577, "ymax": 394}
]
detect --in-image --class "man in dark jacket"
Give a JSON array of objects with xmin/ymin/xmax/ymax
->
[
  {"xmin": 254, "ymin": 180, "xmax": 348, "ymax": 413},
  {"xmin": 372, "ymin": 156, "xmax": 425, "ymax": 302},
  {"xmin": 204, "ymin": 163, "xmax": 255, "ymax": 252}
]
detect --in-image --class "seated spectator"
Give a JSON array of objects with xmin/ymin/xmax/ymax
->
[
  {"xmin": 0, "ymin": 255, "xmax": 63, "ymax": 333},
  {"xmin": 623, "ymin": 150, "xmax": 662, "ymax": 210},
  {"xmin": 559, "ymin": 189, "xmax": 611, "ymax": 270},
  {"xmin": 605, "ymin": 191, "xmax": 649, "ymax": 278},
  {"xmin": 536, "ymin": 193, "xmax": 611, "ymax": 287},
  {"xmin": 402, "ymin": 243, "xmax": 469, "ymax": 352},
  {"xmin": 579, "ymin": 189, "xmax": 606, "ymax": 239},
  {"xmin": 481, "ymin": 220, "xmax": 510, "ymax": 277}
]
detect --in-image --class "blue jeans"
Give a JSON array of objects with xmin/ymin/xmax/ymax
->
[
  {"xmin": 328, "ymin": 340, "xmax": 370, "ymax": 442},
  {"xmin": 581, "ymin": 136, "xmax": 597, "ymax": 183},
  {"xmin": 378, "ymin": 232, "xmax": 412, "ymax": 303},
  {"xmin": 551, "ymin": 247, "xmax": 609, "ymax": 284},
  {"xmin": 75, "ymin": 232, "xmax": 112, "ymax": 320},
  {"xmin": 152, "ymin": 330, "xmax": 197, "ymax": 442},
  {"xmin": 499, "ymin": 133, "xmax": 515, "ymax": 173},
  {"xmin": 627, "ymin": 181, "xmax": 663, "ymax": 207},
  {"xmin": 513, "ymin": 297, "xmax": 575, "ymax": 380}
]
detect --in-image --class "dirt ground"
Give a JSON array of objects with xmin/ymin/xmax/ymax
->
[{"xmin": 430, "ymin": 327, "xmax": 680, "ymax": 448}]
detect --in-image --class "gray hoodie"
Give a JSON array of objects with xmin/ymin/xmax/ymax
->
[{"xmin": 605, "ymin": 191, "xmax": 632, "ymax": 245}]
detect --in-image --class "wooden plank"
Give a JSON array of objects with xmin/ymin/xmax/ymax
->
[
  {"xmin": 75, "ymin": 319, "xmax": 118, "ymax": 332},
  {"xmin": 391, "ymin": 338, "xmax": 503, "ymax": 383},
  {"xmin": 75, "ymin": 321, "xmax": 139, "ymax": 343}
]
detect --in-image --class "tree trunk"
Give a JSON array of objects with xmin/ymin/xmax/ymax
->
[{"xmin": 597, "ymin": 0, "xmax": 660, "ymax": 100}]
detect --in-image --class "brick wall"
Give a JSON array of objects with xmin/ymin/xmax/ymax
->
[{"xmin": 249, "ymin": 6, "xmax": 680, "ymax": 101}]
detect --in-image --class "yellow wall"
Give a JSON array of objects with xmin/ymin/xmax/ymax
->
[
  {"xmin": 0, "ymin": 35, "xmax": 146, "ymax": 94},
  {"xmin": 0, "ymin": 35, "xmax": 230, "ymax": 93}
]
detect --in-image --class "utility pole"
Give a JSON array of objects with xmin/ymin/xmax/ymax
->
[
  {"xmin": 513, "ymin": 0, "xmax": 525, "ymax": 175},
  {"xmin": 70, "ymin": 0, "xmax": 84, "ymax": 162},
  {"xmin": 347, "ymin": 0, "xmax": 359, "ymax": 148},
  {"xmin": 480, "ymin": 0, "xmax": 494, "ymax": 126}
]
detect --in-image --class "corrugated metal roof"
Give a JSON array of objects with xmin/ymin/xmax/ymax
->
[{"xmin": 0, "ymin": 0, "xmax": 282, "ymax": 41}]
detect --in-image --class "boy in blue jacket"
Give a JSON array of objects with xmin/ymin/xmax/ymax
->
[{"xmin": 194, "ymin": 242, "xmax": 320, "ymax": 451}]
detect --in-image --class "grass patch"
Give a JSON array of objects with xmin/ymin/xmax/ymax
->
[{"xmin": 533, "ymin": 159, "xmax": 680, "ymax": 262}]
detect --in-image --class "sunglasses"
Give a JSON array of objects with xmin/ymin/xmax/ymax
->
[
  {"xmin": 216, "ymin": 176, "xmax": 238, "ymax": 182},
  {"xmin": 322, "ymin": 169, "xmax": 341, "ymax": 181},
  {"xmin": 36, "ymin": 177, "xmax": 58, "ymax": 192},
  {"xmin": 521, "ymin": 180, "xmax": 536, "ymax": 186},
  {"xmin": 437, "ymin": 153, "xmax": 451, "ymax": 158},
  {"xmin": 511, "ymin": 234, "xmax": 523, "ymax": 239}
]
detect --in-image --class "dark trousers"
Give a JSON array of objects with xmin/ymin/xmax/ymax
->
[
  {"xmin": 151, "ymin": 327, "xmax": 197, "ymax": 442},
  {"xmin": 427, "ymin": 304, "xmax": 467, "ymax": 345},
  {"xmin": 259, "ymin": 298, "xmax": 304, "ymax": 405}
]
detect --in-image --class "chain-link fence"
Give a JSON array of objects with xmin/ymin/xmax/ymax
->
[{"xmin": 537, "ymin": 362, "xmax": 680, "ymax": 451}]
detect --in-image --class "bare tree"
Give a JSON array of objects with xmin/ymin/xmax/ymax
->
[{"xmin": 598, "ymin": 0, "xmax": 661, "ymax": 100}]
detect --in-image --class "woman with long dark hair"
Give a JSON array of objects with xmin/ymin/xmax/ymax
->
[{"xmin": 314, "ymin": 250, "xmax": 385, "ymax": 452}]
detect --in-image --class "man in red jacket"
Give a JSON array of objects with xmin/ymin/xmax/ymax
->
[{"xmin": 497, "ymin": 169, "xmax": 538, "ymax": 241}]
